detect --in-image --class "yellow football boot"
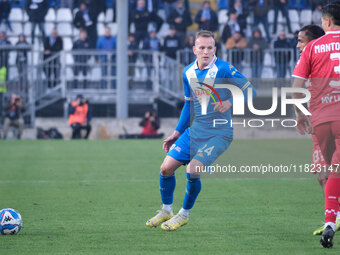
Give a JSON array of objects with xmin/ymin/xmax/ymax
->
[{"xmin": 146, "ymin": 209, "xmax": 173, "ymax": 228}]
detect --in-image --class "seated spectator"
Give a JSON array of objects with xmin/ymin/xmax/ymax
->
[
  {"xmin": 225, "ymin": 31, "xmax": 247, "ymax": 72},
  {"xmin": 231, "ymin": 0, "xmax": 249, "ymax": 33},
  {"xmin": 194, "ymin": 1, "xmax": 218, "ymax": 32},
  {"xmin": 274, "ymin": 30, "xmax": 291, "ymax": 78},
  {"xmin": 247, "ymin": 28, "xmax": 267, "ymax": 78},
  {"xmin": 0, "ymin": 30, "xmax": 11, "ymax": 80},
  {"xmin": 273, "ymin": 0, "xmax": 292, "ymax": 35},
  {"xmin": 43, "ymin": 28, "xmax": 63, "ymax": 88},
  {"xmin": 73, "ymin": 2, "xmax": 97, "ymax": 48},
  {"xmin": 96, "ymin": 27, "xmax": 116, "ymax": 89},
  {"xmin": 25, "ymin": 0, "xmax": 49, "ymax": 44},
  {"xmin": 250, "ymin": 0, "xmax": 272, "ymax": 43},
  {"xmin": 139, "ymin": 110, "xmax": 160, "ymax": 136},
  {"xmin": 2, "ymin": 93, "xmax": 24, "ymax": 139},
  {"xmin": 167, "ymin": 0, "xmax": 192, "ymax": 47},
  {"xmin": 0, "ymin": 0, "xmax": 12, "ymax": 32},
  {"xmin": 163, "ymin": 26, "xmax": 181, "ymax": 59},
  {"xmin": 72, "ymin": 30, "xmax": 91, "ymax": 88},
  {"xmin": 312, "ymin": 4, "xmax": 322, "ymax": 26},
  {"xmin": 221, "ymin": 10, "xmax": 241, "ymax": 44},
  {"xmin": 16, "ymin": 34, "xmax": 30, "ymax": 89},
  {"xmin": 68, "ymin": 94, "xmax": 92, "ymax": 139}
]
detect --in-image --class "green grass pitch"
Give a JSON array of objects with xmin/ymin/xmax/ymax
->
[{"xmin": 0, "ymin": 139, "xmax": 338, "ymax": 254}]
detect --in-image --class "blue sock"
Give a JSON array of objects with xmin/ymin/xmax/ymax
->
[
  {"xmin": 160, "ymin": 174, "xmax": 176, "ymax": 205},
  {"xmin": 182, "ymin": 173, "xmax": 201, "ymax": 210}
]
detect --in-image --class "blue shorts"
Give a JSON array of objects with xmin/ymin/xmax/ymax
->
[{"xmin": 168, "ymin": 128, "xmax": 232, "ymax": 166}]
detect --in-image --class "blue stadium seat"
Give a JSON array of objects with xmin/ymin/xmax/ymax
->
[{"xmin": 218, "ymin": 0, "xmax": 228, "ymax": 10}]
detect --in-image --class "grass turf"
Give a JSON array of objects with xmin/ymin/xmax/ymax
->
[{"xmin": 0, "ymin": 139, "xmax": 337, "ymax": 254}]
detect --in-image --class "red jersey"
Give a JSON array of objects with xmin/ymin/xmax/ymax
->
[{"xmin": 292, "ymin": 30, "xmax": 340, "ymax": 127}]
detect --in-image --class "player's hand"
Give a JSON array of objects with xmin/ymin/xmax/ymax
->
[
  {"xmin": 163, "ymin": 130, "xmax": 180, "ymax": 153},
  {"xmin": 212, "ymin": 100, "xmax": 232, "ymax": 114},
  {"xmin": 296, "ymin": 115, "xmax": 313, "ymax": 135}
]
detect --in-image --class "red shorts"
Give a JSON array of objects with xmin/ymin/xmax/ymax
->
[
  {"xmin": 314, "ymin": 121, "xmax": 340, "ymax": 165},
  {"xmin": 312, "ymin": 134, "xmax": 326, "ymax": 173}
]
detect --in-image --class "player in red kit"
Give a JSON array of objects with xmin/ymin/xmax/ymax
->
[{"xmin": 292, "ymin": 3, "xmax": 340, "ymax": 248}]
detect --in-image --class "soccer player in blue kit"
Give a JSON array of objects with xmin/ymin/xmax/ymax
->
[{"xmin": 146, "ymin": 30, "xmax": 256, "ymax": 231}]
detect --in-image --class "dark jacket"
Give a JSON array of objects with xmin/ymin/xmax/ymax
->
[
  {"xmin": 25, "ymin": 0, "xmax": 49, "ymax": 22},
  {"xmin": 163, "ymin": 34, "xmax": 181, "ymax": 59},
  {"xmin": 72, "ymin": 39, "xmax": 91, "ymax": 63},
  {"xmin": 0, "ymin": 38, "xmax": 11, "ymax": 68},
  {"xmin": 15, "ymin": 40, "xmax": 30, "ymax": 65},
  {"xmin": 167, "ymin": 7, "xmax": 192, "ymax": 33},
  {"xmin": 274, "ymin": 38, "xmax": 291, "ymax": 64},
  {"xmin": 247, "ymin": 36, "xmax": 267, "ymax": 63},
  {"xmin": 131, "ymin": 8, "xmax": 152, "ymax": 32},
  {"xmin": 73, "ymin": 9, "xmax": 93, "ymax": 30},
  {"xmin": 43, "ymin": 36, "xmax": 63, "ymax": 60},
  {"xmin": 249, "ymin": 0, "xmax": 272, "ymax": 17},
  {"xmin": 0, "ymin": 1, "xmax": 11, "ymax": 18},
  {"xmin": 194, "ymin": 8, "xmax": 218, "ymax": 32}
]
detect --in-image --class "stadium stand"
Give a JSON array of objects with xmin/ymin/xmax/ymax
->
[{"xmin": 0, "ymin": 0, "xmax": 323, "ymax": 126}]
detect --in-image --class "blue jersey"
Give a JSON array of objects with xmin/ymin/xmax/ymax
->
[{"xmin": 176, "ymin": 56, "xmax": 255, "ymax": 140}]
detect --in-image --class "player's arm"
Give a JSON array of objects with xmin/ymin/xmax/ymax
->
[
  {"xmin": 292, "ymin": 43, "xmax": 312, "ymax": 135},
  {"xmin": 214, "ymin": 68, "xmax": 257, "ymax": 113},
  {"xmin": 292, "ymin": 77, "xmax": 312, "ymax": 135},
  {"xmin": 163, "ymin": 72, "xmax": 191, "ymax": 152}
]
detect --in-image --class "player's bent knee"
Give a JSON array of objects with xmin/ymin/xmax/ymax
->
[
  {"xmin": 160, "ymin": 162, "xmax": 176, "ymax": 176},
  {"xmin": 187, "ymin": 159, "xmax": 204, "ymax": 175}
]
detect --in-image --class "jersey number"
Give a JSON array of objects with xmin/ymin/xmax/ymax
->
[
  {"xmin": 330, "ymin": 53, "xmax": 340, "ymax": 88},
  {"xmin": 198, "ymin": 144, "xmax": 215, "ymax": 156}
]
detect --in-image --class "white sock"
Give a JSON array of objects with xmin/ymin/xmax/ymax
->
[
  {"xmin": 162, "ymin": 204, "xmax": 172, "ymax": 213},
  {"xmin": 325, "ymin": 222, "xmax": 336, "ymax": 232},
  {"xmin": 179, "ymin": 208, "xmax": 190, "ymax": 218},
  {"xmin": 337, "ymin": 211, "xmax": 340, "ymax": 220}
]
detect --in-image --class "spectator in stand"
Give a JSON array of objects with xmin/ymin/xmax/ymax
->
[
  {"xmin": 194, "ymin": 1, "xmax": 218, "ymax": 32},
  {"xmin": 162, "ymin": 0, "xmax": 177, "ymax": 20},
  {"xmin": 0, "ymin": 31, "xmax": 10, "ymax": 80},
  {"xmin": 231, "ymin": 0, "xmax": 248, "ymax": 33},
  {"xmin": 73, "ymin": 2, "xmax": 97, "ymax": 48},
  {"xmin": 225, "ymin": 31, "xmax": 247, "ymax": 72},
  {"xmin": 182, "ymin": 33, "xmax": 195, "ymax": 65},
  {"xmin": 221, "ymin": 10, "xmax": 241, "ymax": 44},
  {"xmin": 143, "ymin": 28, "xmax": 161, "ymax": 76},
  {"xmin": 25, "ymin": 0, "xmax": 49, "ymax": 44},
  {"xmin": 247, "ymin": 28, "xmax": 267, "ymax": 78},
  {"xmin": 43, "ymin": 28, "xmax": 63, "ymax": 88},
  {"xmin": 131, "ymin": 0, "xmax": 154, "ymax": 46},
  {"xmin": 139, "ymin": 110, "xmax": 160, "ymax": 136},
  {"xmin": 167, "ymin": 0, "xmax": 192, "ymax": 47},
  {"xmin": 312, "ymin": 3, "xmax": 322, "ymax": 26},
  {"xmin": 74, "ymin": 0, "xmax": 106, "ymax": 22},
  {"xmin": 96, "ymin": 26, "xmax": 116, "ymax": 88},
  {"xmin": 250, "ymin": 0, "xmax": 272, "ymax": 43},
  {"xmin": 68, "ymin": 94, "xmax": 92, "ymax": 139},
  {"xmin": 273, "ymin": 0, "xmax": 292, "ymax": 35},
  {"xmin": 2, "ymin": 93, "xmax": 24, "ymax": 139},
  {"xmin": 163, "ymin": 26, "xmax": 181, "ymax": 59},
  {"xmin": 72, "ymin": 30, "xmax": 91, "ymax": 88},
  {"xmin": 273, "ymin": 30, "xmax": 291, "ymax": 78},
  {"xmin": 16, "ymin": 34, "xmax": 30, "ymax": 89},
  {"xmin": 289, "ymin": 30, "xmax": 299, "ymax": 62},
  {"xmin": 127, "ymin": 33, "xmax": 139, "ymax": 80},
  {"xmin": 145, "ymin": 0, "xmax": 163, "ymax": 35},
  {"xmin": 0, "ymin": 0, "xmax": 12, "ymax": 32}
]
